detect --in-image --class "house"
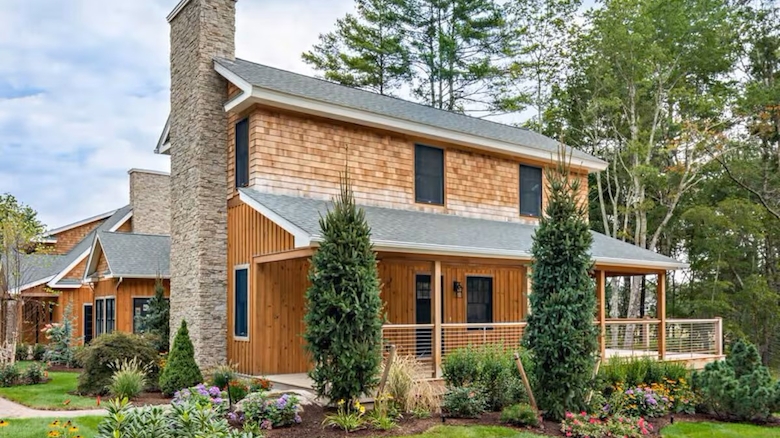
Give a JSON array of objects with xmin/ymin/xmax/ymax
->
[
  {"xmin": 160, "ymin": 0, "xmax": 724, "ymax": 376},
  {"xmin": 7, "ymin": 169, "xmax": 171, "ymax": 345}
]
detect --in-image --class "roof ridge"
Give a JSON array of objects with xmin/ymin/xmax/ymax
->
[{"xmin": 99, "ymin": 230, "xmax": 170, "ymax": 238}]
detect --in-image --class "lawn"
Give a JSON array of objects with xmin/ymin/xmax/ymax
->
[
  {"xmin": 0, "ymin": 416, "xmax": 103, "ymax": 438},
  {"xmin": 662, "ymin": 421, "xmax": 780, "ymax": 437},
  {"xmin": 397, "ymin": 426, "xmax": 545, "ymax": 438},
  {"xmin": 0, "ymin": 362, "xmax": 98, "ymax": 410}
]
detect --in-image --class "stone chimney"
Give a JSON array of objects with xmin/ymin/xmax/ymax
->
[
  {"xmin": 128, "ymin": 169, "xmax": 171, "ymax": 235},
  {"xmin": 167, "ymin": 0, "xmax": 235, "ymax": 368}
]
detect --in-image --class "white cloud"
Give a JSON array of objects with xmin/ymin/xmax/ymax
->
[{"xmin": 0, "ymin": 0, "xmax": 354, "ymax": 230}]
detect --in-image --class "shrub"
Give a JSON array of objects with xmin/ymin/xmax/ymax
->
[
  {"xmin": 137, "ymin": 279, "xmax": 170, "ymax": 353},
  {"xmin": 322, "ymin": 399, "xmax": 366, "ymax": 432},
  {"xmin": 523, "ymin": 158, "xmax": 598, "ymax": 420},
  {"xmin": 109, "ymin": 358, "xmax": 148, "ymax": 399},
  {"xmin": 620, "ymin": 385, "xmax": 671, "ymax": 418},
  {"xmin": 23, "ymin": 362, "xmax": 46, "ymax": 384},
  {"xmin": 442, "ymin": 347, "xmax": 480, "ymax": 387},
  {"xmin": 159, "ymin": 320, "xmax": 203, "ymax": 396},
  {"xmin": 0, "ymin": 363, "xmax": 20, "ymax": 387},
  {"xmin": 228, "ymin": 379, "xmax": 250, "ymax": 402},
  {"xmin": 442, "ymin": 386, "xmax": 487, "ymax": 418},
  {"xmin": 249, "ymin": 377, "xmax": 273, "ymax": 393},
  {"xmin": 77, "ymin": 331, "xmax": 158, "ymax": 395},
  {"xmin": 69, "ymin": 345, "xmax": 85, "ymax": 368},
  {"xmin": 173, "ymin": 383, "xmax": 228, "ymax": 413},
  {"xmin": 560, "ymin": 412, "xmax": 653, "ymax": 438},
  {"xmin": 500, "ymin": 403, "xmax": 539, "ymax": 427},
  {"xmin": 242, "ymin": 392, "xmax": 303, "ymax": 430},
  {"xmin": 600, "ymin": 357, "xmax": 690, "ymax": 389},
  {"xmin": 15, "ymin": 343, "xmax": 28, "ymax": 361},
  {"xmin": 303, "ymin": 175, "xmax": 383, "ymax": 404},
  {"xmin": 32, "ymin": 343, "xmax": 46, "ymax": 361},
  {"xmin": 209, "ymin": 364, "xmax": 237, "ymax": 390},
  {"xmin": 43, "ymin": 301, "xmax": 76, "ymax": 366},
  {"xmin": 692, "ymin": 339, "xmax": 780, "ymax": 421}
]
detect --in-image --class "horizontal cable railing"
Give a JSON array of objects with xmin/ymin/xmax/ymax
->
[
  {"xmin": 666, "ymin": 318, "xmax": 721, "ymax": 356},
  {"xmin": 381, "ymin": 323, "xmax": 435, "ymax": 377},
  {"xmin": 441, "ymin": 322, "xmax": 527, "ymax": 356},
  {"xmin": 603, "ymin": 319, "xmax": 661, "ymax": 357}
]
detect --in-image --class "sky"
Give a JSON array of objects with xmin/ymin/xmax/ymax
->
[{"xmin": 0, "ymin": 0, "xmax": 354, "ymax": 230}]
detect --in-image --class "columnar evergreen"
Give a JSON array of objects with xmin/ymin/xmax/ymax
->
[
  {"xmin": 303, "ymin": 173, "xmax": 384, "ymax": 403},
  {"xmin": 139, "ymin": 278, "xmax": 170, "ymax": 353},
  {"xmin": 522, "ymin": 154, "xmax": 598, "ymax": 420},
  {"xmin": 159, "ymin": 320, "xmax": 202, "ymax": 396}
]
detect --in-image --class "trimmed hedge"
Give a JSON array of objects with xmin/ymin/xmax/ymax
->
[{"xmin": 77, "ymin": 332, "xmax": 159, "ymax": 395}]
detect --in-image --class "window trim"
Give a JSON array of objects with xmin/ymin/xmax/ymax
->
[
  {"xmin": 104, "ymin": 296, "xmax": 116, "ymax": 334},
  {"xmin": 519, "ymin": 164, "xmax": 543, "ymax": 218},
  {"xmin": 83, "ymin": 303, "xmax": 93, "ymax": 344},
  {"xmin": 131, "ymin": 296, "xmax": 166, "ymax": 334},
  {"xmin": 414, "ymin": 144, "xmax": 446, "ymax": 206},
  {"xmin": 233, "ymin": 264, "xmax": 250, "ymax": 341},
  {"xmin": 235, "ymin": 117, "xmax": 250, "ymax": 189},
  {"xmin": 465, "ymin": 275, "xmax": 494, "ymax": 325},
  {"xmin": 94, "ymin": 298, "xmax": 105, "ymax": 337}
]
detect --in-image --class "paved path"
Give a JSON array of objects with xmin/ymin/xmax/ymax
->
[{"xmin": 0, "ymin": 396, "xmax": 105, "ymax": 419}]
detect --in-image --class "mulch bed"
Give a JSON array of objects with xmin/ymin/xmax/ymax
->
[
  {"xmin": 131, "ymin": 391, "xmax": 172, "ymax": 406},
  {"xmin": 264, "ymin": 408, "xmax": 780, "ymax": 438},
  {"xmin": 46, "ymin": 365, "xmax": 83, "ymax": 373}
]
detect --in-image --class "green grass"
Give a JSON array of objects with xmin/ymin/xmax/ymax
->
[
  {"xmin": 0, "ymin": 362, "xmax": 98, "ymax": 410},
  {"xmin": 662, "ymin": 422, "xmax": 780, "ymax": 437},
  {"xmin": 0, "ymin": 416, "xmax": 103, "ymax": 438},
  {"xmin": 396, "ymin": 426, "xmax": 545, "ymax": 438}
]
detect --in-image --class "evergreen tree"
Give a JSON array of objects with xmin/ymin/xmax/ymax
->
[
  {"xmin": 303, "ymin": 173, "xmax": 384, "ymax": 403},
  {"xmin": 159, "ymin": 320, "xmax": 203, "ymax": 396},
  {"xmin": 522, "ymin": 152, "xmax": 598, "ymax": 420},
  {"xmin": 138, "ymin": 278, "xmax": 170, "ymax": 353}
]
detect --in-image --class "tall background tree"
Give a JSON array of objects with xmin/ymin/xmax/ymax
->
[
  {"xmin": 523, "ymin": 154, "xmax": 598, "ymax": 420},
  {"xmin": 303, "ymin": 173, "xmax": 384, "ymax": 403}
]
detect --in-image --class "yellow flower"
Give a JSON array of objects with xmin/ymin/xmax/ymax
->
[
  {"xmin": 69, "ymin": 426, "xmax": 79, "ymax": 432},
  {"xmin": 49, "ymin": 420, "xmax": 60, "ymax": 428},
  {"xmin": 359, "ymin": 406, "xmax": 366, "ymax": 414},
  {"xmin": 337, "ymin": 399, "xmax": 345, "ymax": 406},
  {"xmin": 0, "ymin": 420, "xmax": 8, "ymax": 427},
  {"xmin": 48, "ymin": 431, "xmax": 60, "ymax": 437}
]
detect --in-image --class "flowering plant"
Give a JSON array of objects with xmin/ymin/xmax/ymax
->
[
  {"xmin": 621, "ymin": 385, "xmax": 671, "ymax": 417},
  {"xmin": 249, "ymin": 377, "xmax": 273, "ymax": 392},
  {"xmin": 173, "ymin": 383, "xmax": 228, "ymax": 413},
  {"xmin": 322, "ymin": 399, "xmax": 367, "ymax": 432},
  {"xmin": 560, "ymin": 412, "xmax": 652, "ymax": 438},
  {"xmin": 242, "ymin": 392, "xmax": 302, "ymax": 430},
  {"xmin": 46, "ymin": 419, "xmax": 81, "ymax": 438}
]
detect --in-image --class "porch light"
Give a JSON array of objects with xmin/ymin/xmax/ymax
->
[{"xmin": 453, "ymin": 280, "xmax": 463, "ymax": 298}]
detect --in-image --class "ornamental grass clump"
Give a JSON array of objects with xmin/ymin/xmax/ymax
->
[{"xmin": 109, "ymin": 358, "xmax": 148, "ymax": 399}]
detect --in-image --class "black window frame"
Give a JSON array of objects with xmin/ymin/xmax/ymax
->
[
  {"xmin": 105, "ymin": 298, "xmax": 116, "ymax": 334},
  {"xmin": 235, "ymin": 118, "xmax": 250, "ymax": 188},
  {"xmin": 466, "ymin": 276, "xmax": 493, "ymax": 325},
  {"xmin": 95, "ymin": 299, "xmax": 105, "ymax": 337},
  {"xmin": 83, "ymin": 304, "xmax": 93, "ymax": 343},
  {"xmin": 234, "ymin": 266, "xmax": 249, "ymax": 339},
  {"xmin": 519, "ymin": 164, "xmax": 543, "ymax": 217},
  {"xmin": 414, "ymin": 144, "xmax": 445, "ymax": 205}
]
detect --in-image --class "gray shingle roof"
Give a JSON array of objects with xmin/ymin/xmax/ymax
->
[
  {"xmin": 49, "ymin": 205, "xmax": 133, "ymax": 286},
  {"xmin": 96, "ymin": 231, "xmax": 170, "ymax": 278},
  {"xmin": 240, "ymin": 188, "xmax": 685, "ymax": 269},
  {"xmin": 215, "ymin": 58, "xmax": 602, "ymax": 165},
  {"xmin": 1, "ymin": 253, "xmax": 65, "ymax": 288}
]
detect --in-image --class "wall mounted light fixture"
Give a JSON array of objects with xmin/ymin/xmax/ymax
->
[{"xmin": 453, "ymin": 280, "xmax": 463, "ymax": 298}]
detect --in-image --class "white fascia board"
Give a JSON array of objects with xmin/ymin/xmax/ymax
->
[
  {"xmin": 214, "ymin": 67, "xmax": 607, "ymax": 172},
  {"xmin": 46, "ymin": 209, "xmax": 117, "ymax": 237},
  {"xmin": 108, "ymin": 211, "xmax": 133, "ymax": 232},
  {"xmin": 82, "ymin": 234, "xmax": 104, "ymax": 283},
  {"xmin": 107, "ymin": 274, "xmax": 171, "ymax": 280},
  {"xmin": 47, "ymin": 249, "xmax": 89, "ymax": 288},
  {"xmin": 9, "ymin": 276, "xmax": 55, "ymax": 294},
  {"xmin": 155, "ymin": 116, "xmax": 171, "ymax": 155},
  {"xmin": 593, "ymin": 256, "xmax": 689, "ymax": 271},
  {"xmin": 237, "ymin": 190, "xmax": 311, "ymax": 248}
]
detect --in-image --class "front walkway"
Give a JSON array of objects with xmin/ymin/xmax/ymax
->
[{"xmin": 0, "ymin": 396, "xmax": 105, "ymax": 419}]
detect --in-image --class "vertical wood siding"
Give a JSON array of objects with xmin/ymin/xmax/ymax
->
[
  {"xmin": 52, "ymin": 286, "xmax": 95, "ymax": 342},
  {"xmin": 93, "ymin": 278, "xmax": 169, "ymax": 334}
]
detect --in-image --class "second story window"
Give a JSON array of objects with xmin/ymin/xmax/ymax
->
[
  {"xmin": 519, "ymin": 165, "xmax": 542, "ymax": 217},
  {"xmin": 235, "ymin": 118, "xmax": 249, "ymax": 188},
  {"xmin": 415, "ymin": 144, "xmax": 444, "ymax": 205}
]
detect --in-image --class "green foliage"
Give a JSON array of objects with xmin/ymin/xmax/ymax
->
[
  {"xmin": 109, "ymin": 358, "xmax": 148, "ymax": 399},
  {"xmin": 42, "ymin": 300, "xmax": 76, "ymax": 366},
  {"xmin": 561, "ymin": 412, "xmax": 653, "ymax": 438},
  {"xmin": 523, "ymin": 158, "xmax": 598, "ymax": 420},
  {"xmin": 137, "ymin": 279, "xmax": 170, "ymax": 353},
  {"xmin": 0, "ymin": 363, "xmax": 20, "ymax": 386},
  {"xmin": 23, "ymin": 362, "xmax": 46, "ymax": 384},
  {"xmin": 227, "ymin": 379, "xmax": 249, "ymax": 402},
  {"xmin": 209, "ymin": 364, "xmax": 238, "ymax": 390},
  {"xmin": 442, "ymin": 386, "xmax": 488, "ymax": 418},
  {"xmin": 322, "ymin": 399, "xmax": 368, "ymax": 432},
  {"xmin": 599, "ymin": 357, "xmax": 689, "ymax": 388},
  {"xmin": 303, "ymin": 174, "xmax": 383, "ymax": 403},
  {"xmin": 692, "ymin": 339, "xmax": 780, "ymax": 421},
  {"xmin": 77, "ymin": 331, "xmax": 159, "ymax": 395},
  {"xmin": 499, "ymin": 403, "xmax": 539, "ymax": 427},
  {"xmin": 15, "ymin": 343, "xmax": 28, "ymax": 361},
  {"xmin": 159, "ymin": 320, "xmax": 202, "ymax": 396},
  {"xmin": 32, "ymin": 343, "xmax": 46, "ymax": 362},
  {"xmin": 242, "ymin": 392, "xmax": 303, "ymax": 430}
]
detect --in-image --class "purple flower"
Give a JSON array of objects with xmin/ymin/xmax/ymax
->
[
  {"xmin": 626, "ymin": 389, "xmax": 634, "ymax": 395},
  {"xmin": 227, "ymin": 412, "xmax": 238, "ymax": 421},
  {"xmin": 213, "ymin": 397, "xmax": 223, "ymax": 404},
  {"xmin": 647, "ymin": 398, "xmax": 657, "ymax": 406},
  {"xmin": 260, "ymin": 420, "xmax": 273, "ymax": 430},
  {"xmin": 294, "ymin": 414, "xmax": 302, "ymax": 424},
  {"xmin": 276, "ymin": 397, "xmax": 287, "ymax": 409},
  {"xmin": 209, "ymin": 386, "xmax": 221, "ymax": 397}
]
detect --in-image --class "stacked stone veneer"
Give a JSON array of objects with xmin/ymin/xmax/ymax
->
[
  {"xmin": 168, "ymin": 0, "xmax": 235, "ymax": 369},
  {"xmin": 128, "ymin": 169, "xmax": 170, "ymax": 235}
]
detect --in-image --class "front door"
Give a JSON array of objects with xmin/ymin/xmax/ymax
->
[
  {"xmin": 415, "ymin": 274, "xmax": 432, "ymax": 357},
  {"xmin": 83, "ymin": 304, "xmax": 93, "ymax": 344}
]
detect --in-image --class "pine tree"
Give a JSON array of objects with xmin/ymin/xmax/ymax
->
[
  {"xmin": 138, "ymin": 278, "xmax": 170, "ymax": 353},
  {"xmin": 159, "ymin": 320, "xmax": 203, "ymax": 396},
  {"xmin": 303, "ymin": 173, "xmax": 384, "ymax": 403},
  {"xmin": 522, "ymin": 151, "xmax": 598, "ymax": 420}
]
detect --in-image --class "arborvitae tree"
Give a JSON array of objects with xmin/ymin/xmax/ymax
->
[
  {"xmin": 303, "ymin": 173, "xmax": 384, "ymax": 403},
  {"xmin": 138, "ymin": 278, "xmax": 170, "ymax": 353},
  {"xmin": 522, "ymin": 152, "xmax": 598, "ymax": 420},
  {"xmin": 159, "ymin": 320, "xmax": 203, "ymax": 396}
]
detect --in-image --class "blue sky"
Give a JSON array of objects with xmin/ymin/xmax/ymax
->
[{"xmin": 0, "ymin": 0, "xmax": 354, "ymax": 230}]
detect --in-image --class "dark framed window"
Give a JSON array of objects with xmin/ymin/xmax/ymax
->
[
  {"xmin": 519, "ymin": 165, "xmax": 542, "ymax": 217},
  {"xmin": 95, "ymin": 299, "xmax": 105, "ymax": 337},
  {"xmin": 83, "ymin": 304, "xmax": 93, "ymax": 343},
  {"xmin": 466, "ymin": 276, "xmax": 493, "ymax": 324},
  {"xmin": 235, "ymin": 118, "xmax": 249, "ymax": 188},
  {"xmin": 234, "ymin": 267, "xmax": 249, "ymax": 338},
  {"xmin": 133, "ymin": 298, "xmax": 151, "ymax": 334},
  {"xmin": 415, "ymin": 144, "xmax": 444, "ymax": 205},
  {"xmin": 105, "ymin": 298, "xmax": 116, "ymax": 334}
]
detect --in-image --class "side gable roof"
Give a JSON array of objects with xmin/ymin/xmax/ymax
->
[
  {"xmin": 44, "ymin": 208, "xmax": 118, "ymax": 239},
  {"xmin": 1, "ymin": 253, "xmax": 66, "ymax": 293},
  {"xmin": 238, "ymin": 188, "xmax": 687, "ymax": 271},
  {"xmin": 84, "ymin": 231, "xmax": 170, "ymax": 280},
  {"xmin": 47, "ymin": 205, "xmax": 133, "ymax": 288}
]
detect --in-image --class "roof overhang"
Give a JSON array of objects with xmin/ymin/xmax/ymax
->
[
  {"xmin": 7, "ymin": 275, "xmax": 55, "ymax": 295},
  {"xmin": 155, "ymin": 115, "xmax": 171, "ymax": 155},
  {"xmin": 214, "ymin": 62, "xmax": 608, "ymax": 173},
  {"xmin": 45, "ymin": 209, "xmax": 118, "ymax": 238}
]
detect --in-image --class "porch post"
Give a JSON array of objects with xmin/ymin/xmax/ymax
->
[
  {"xmin": 657, "ymin": 271, "xmax": 667, "ymax": 360},
  {"xmin": 433, "ymin": 260, "xmax": 443, "ymax": 378},
  {"xmin": 597, "ymin": 270, "xmax": 606, "ymax": 359}
]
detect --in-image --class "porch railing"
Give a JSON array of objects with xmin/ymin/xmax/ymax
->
[{"xmin": 666, "ymin": 318, "xmax": 723, "ymax": 357}]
